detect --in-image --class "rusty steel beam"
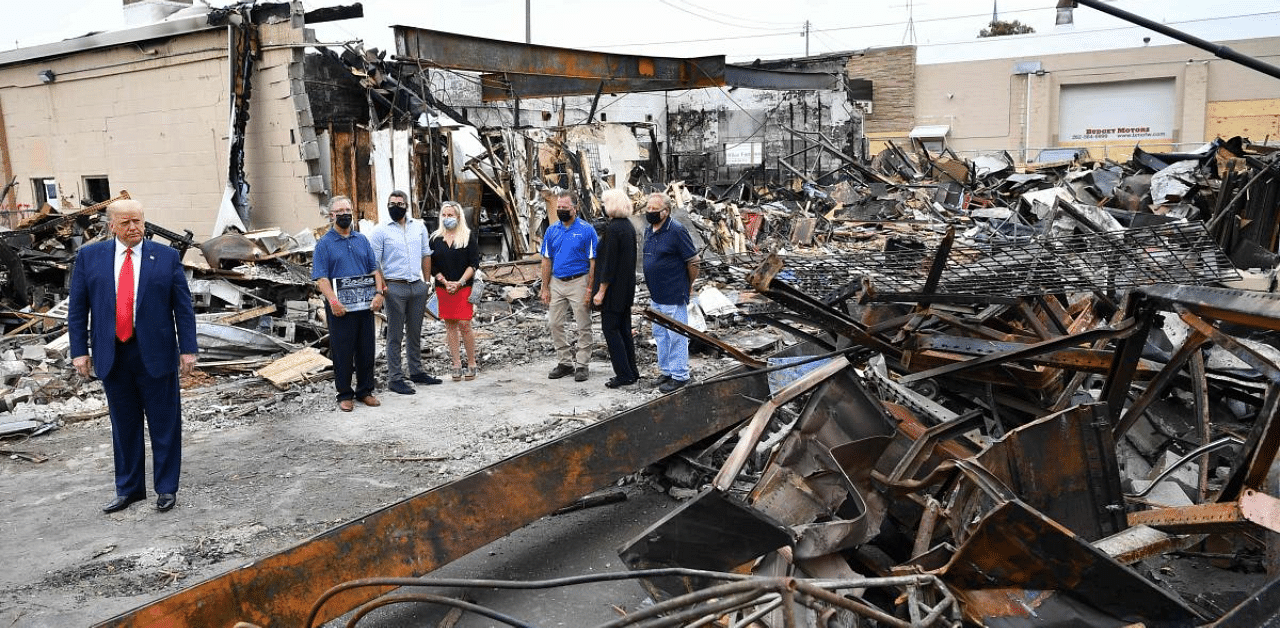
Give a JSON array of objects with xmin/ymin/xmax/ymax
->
[
  {"xmin": 747, "ymin": 254, "xmax": 903, "ymax": 360},
  {"xmin": 908, "ymin": 333, "xmax": 1133, "ymax": 374},
  {"xmin": 1128, "ymin": 488, "xmax": 1280, "ymax": 535},
  {"xmin": 479, "ymin": 64, "xmax": 838, "ymax": 100},
  {"xmin": 394, "ymin": 26, "xmax": 725, "ymax": 93},
  {"xmin": 644, "ymin": 307, "xmax": 766, "ymax": 369},
  {"xmin": 897, "ymin": 319, "xmax": 1139, "ymax": 385},
  {"xmin": 94, "ymin": 367, "xmax": 773, "ymax": 628},
  {"xmin": 1137, "ymin": 284, "xmax": 1280, "ymax": 334}
]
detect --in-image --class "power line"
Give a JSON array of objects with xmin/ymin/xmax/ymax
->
[
  {"xmin": 586, "ymin": 5, "xmax": 1051, "ymax": 49},
  {"xmin": 582, "ymin": 7, "xmax": 1277, "ymax": 51},
  {"xmin": 664, "ymin": 0, "xmax": 800, "ymax": 29},
  {"xmin": 657, "ymin": 0, "xmax": 800, "ymax": 32}
]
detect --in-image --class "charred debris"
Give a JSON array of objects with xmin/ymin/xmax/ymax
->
[{"xmin": 5, "ymin": 88, "xmax": 1280, "ymax": 625}]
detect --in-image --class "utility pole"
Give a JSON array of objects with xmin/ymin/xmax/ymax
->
[
  {"xmin": 802, "ymin": 20, "xmax": 810, "ymax": 56},
  {"xmin": 525, "ymin": 0, "xmax": 531, "ymax": 43}
]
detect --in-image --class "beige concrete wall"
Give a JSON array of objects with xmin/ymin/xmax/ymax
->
[
  {"xmin": 0, "ymin": 9, "xmax": 321, "ymax": 240},
  {"xmin": 913, "ymin": 36, "xmax": 1280, "ymax": 161}
]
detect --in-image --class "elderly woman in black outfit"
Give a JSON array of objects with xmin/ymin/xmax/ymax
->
[
  {"xmin": 592, "ymin": 188, "xmax": 640, "ymax": 388},
  {"xmin": 427, "ymin": 201, "xmax": 481, "ymax": 381}
]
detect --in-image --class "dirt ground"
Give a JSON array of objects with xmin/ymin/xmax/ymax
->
[{"xmin": 0, "ymin": 311, "xmax": 722, "ymax": 628}]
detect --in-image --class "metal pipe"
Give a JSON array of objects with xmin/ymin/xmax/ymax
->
[
  {"xmin": 1065, "ymin": 0, "xmax": 1280, "ymax": 81},
  {"xmin": 1125, "ymin": 436, "xmax": 1244, "ymax": 498}
]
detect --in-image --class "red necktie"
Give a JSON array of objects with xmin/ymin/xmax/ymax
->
[{"xmin": 116, "ymin": 248, "xmax": 134, "ymax": 342}]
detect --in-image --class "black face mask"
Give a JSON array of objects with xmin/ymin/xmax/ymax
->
[
  {"xmin": 557, "ymin": 209, "xmax": 572, "ymax": 223},
  {"xmin": 335, "ymin": 214, "xmax": 353, "ymax": 229},
  {"xmin": 388, "ymin": 204, "xmax": 407, "ymax": 222},
  {"xmin": 645, "ymin": 211, "xmax": 665, "ymax": 225}
]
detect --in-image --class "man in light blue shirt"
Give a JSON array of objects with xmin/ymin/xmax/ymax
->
[
  {"xmin": 369, "ymin": 190, "xmax": 441, "ymax": 394},
  {"xmin": 539, "ymin": 191, "xmax": 598, "ymax": 382}
]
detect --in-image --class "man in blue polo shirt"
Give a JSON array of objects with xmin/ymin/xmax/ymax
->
[
  {"xmin": 312, "ymin": 196, "xmax": 387, "ymax": 412},
  {"xmin": 539, "ymin": 191, "xmax": 598, "ymax": 382},
  {"xmin": 643, "ymin": 192, "xmax": 700, "ymax": 393}
]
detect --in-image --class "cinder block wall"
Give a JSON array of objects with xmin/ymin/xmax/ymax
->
[{"xmin": 0, "ymin": 11, "xmax": 322, "ymax": 241}]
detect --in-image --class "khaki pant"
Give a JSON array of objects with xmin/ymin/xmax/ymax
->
[{"xmin": 548, "ymin": 274, "xmax": 592, "ymax": 367}]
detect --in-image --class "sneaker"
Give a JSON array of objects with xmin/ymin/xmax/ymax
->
[
  {"xmin": 410, "ymin": 373, "xmax": 442, "ymax": 385},
  {"xmin": 388, "ymin": 380, "xmax": 416, "ymax": 395},
  {"xmin": 574, "ymin": 366, "xmax": 589, "ymax": 382},
  {"xmin": 548, "ymin": 363, "xmax": 574, "ymax": 379},
  {"xmin": 658, "ymin": 378, "xmax": 688, "ymax": 394}
]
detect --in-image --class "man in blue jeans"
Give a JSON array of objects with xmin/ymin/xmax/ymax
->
[{"xmin": 642, "ymin": 192, "xmax": 700, "ymax": 393}]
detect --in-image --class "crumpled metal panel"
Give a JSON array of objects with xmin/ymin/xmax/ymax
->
[
  {"xmin": 953, "ymin": 404, "xmax": 1126, "ymax": 542},
  {"xmin": 618, "ymin": 487, "xmax": 793, "ymax": 600},
  {"xmin": 941, "ymin": 500, "xmax": 1203, "ymax": 628}
]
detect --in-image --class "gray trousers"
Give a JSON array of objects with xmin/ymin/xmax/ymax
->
[{"xmin": 384, "ymin": 280, "xmax": 428, "ymax": 382}]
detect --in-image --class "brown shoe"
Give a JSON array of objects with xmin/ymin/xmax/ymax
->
[
  {"xmin": 338, "ymin": 399, "xmax": 354, "ymax": 412},
  {"xmin": 359, "ymin": 395, "xmax": 381, "ymax": 407}
]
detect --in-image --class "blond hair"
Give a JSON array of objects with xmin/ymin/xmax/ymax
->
[
  {"xmin": 601, "ymin": 189, "xmax": 632, "ymax": 219},
  {"xmin": 432, "ymin": 201, "xmax": 471, "ymax": 249}
]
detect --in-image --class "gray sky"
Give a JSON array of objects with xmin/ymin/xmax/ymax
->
[{"xmin": 1, "ymin": 0, "xmax": 1276, "ymax": 62}]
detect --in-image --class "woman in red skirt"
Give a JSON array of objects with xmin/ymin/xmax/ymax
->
[{"xmin": 428, "ymin": 201, "xmax": 481, "ymax": 381}]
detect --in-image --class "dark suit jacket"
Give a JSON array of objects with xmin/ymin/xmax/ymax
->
[{"xmin": 68, "ymin": 239, "xmax": 198, "ymax": 379}]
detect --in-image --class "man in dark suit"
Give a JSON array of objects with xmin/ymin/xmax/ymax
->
[{"xmin": 68, "ymin": 199, "xmax": 198, "ymax": 514}]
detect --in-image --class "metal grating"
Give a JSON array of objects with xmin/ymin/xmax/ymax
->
[{"xmin": 704, "ymin": 222, "xmax": 1240, "ymax": 299}]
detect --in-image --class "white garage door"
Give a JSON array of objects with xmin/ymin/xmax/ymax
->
[{"xmin": 1059, "ymin": 79, "xmax": 1176, "ymax": 142}]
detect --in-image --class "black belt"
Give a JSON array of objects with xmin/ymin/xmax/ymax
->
[
  {"xmin": 385, "ymin": 278, "xmax": 420, "ymax": 284},
  {"xmin": 556, "ymin": 272, "xmax": 586, "ymax": 281}
]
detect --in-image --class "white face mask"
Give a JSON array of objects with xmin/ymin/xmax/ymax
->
[{"xmin": 442, "ymin": 217, "xmax": 458, "ymax": 230}]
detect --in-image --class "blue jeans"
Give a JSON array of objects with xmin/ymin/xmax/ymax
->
[{"xmin": 650, "ymin": 301, "xmax": 689, "ymax": 381}]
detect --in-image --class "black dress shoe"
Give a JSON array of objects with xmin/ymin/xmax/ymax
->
[
  {"xmin": 605, "ymin": 377, "xmax": 637, "ymax": 389},
  {"xmin": 156, "ymin": 494, "xmax": 176, "ymax": 512},
  {"xmin": 653, "ymin": 374, "xmax": 672, "ymax": 388},
  {"xmin": 388, "ymin": 380, "xmax": 416, "ymax": 395},
  {"xmin": 410, "ymin": 373, "xmax": 442, "ymax": 385},
  {"xmin": 659, "ymin": 378, "xmax": 689, "ymax": 393},
  {"xmin": 102, "ymin": 494, "xmax": 145, "ymax": 513}
]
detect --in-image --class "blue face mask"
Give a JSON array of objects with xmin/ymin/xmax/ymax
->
[{"xmin": 442, "ymin": 217, "xmax": 458, "ymax": 230}]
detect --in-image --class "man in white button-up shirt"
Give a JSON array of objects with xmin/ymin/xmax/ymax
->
[{"xmin": 369, "ymin": 190, "xmax": 441, "ymax": 393}]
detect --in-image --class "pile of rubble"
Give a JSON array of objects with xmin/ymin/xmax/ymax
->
[
  {"xmin": 672, "ymin": 136, "xmax": 1280, "ymax": 269},
  {"xmin": 608, "ymin": 141, "xmax": 1280, "ymax": 625}
]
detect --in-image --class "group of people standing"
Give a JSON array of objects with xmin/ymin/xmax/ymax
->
[
  {"xmin": 310, "ymin": 186, "xmax": 702, "ymax": 412},
  {"xmin": 310, "ymin": 192, "xmax": 482, "ymax": 412},
  {"xmin": 541, "ymin": 189, "xmax": 700, "ymax": 394},
  {"xmin": 67, "ymin": 188, "xmax": 700, "ymax": 515}
]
